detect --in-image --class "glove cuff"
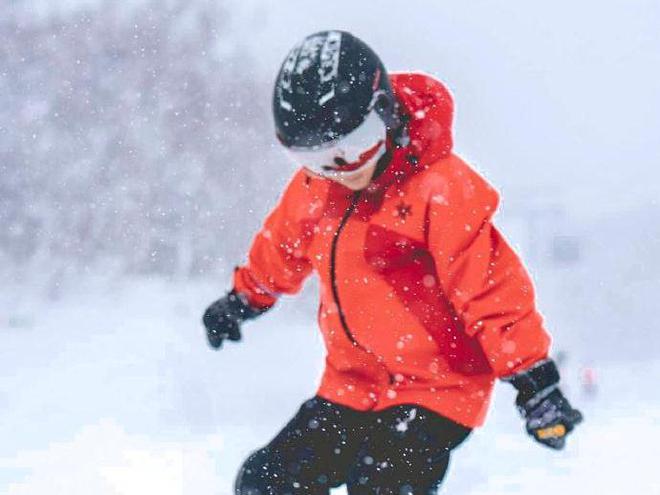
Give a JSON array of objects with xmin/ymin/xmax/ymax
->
[
  {"xmin": 226, "ymin": 290, "xmax": 270, "ymax": 322},
  {"xmin": 502, "ymin": 359, "xmax": 561, "ymax": 411}
]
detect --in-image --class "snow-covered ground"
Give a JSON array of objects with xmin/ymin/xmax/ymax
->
[{"xmin": 1, "ymin": 278, "xmax": 658, "ymax": 494}]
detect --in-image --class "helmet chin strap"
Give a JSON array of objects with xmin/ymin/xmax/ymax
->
[
  {"xmin": 374, "ymin": 90, "xmax": 409, "ymax": 149},
  {"xmin": 371, "ymin": 99, "xmax": 410, "ymax": 181},
  {"xmin": 371, "ymin": 145, "xmax": 393, "ymax": 181}
]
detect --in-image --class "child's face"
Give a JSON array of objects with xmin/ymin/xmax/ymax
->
[{"xmin": 284, "ymin": 110, "xmax": 387, "ymax": 191}]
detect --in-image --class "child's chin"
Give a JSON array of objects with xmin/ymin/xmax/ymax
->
[{"xmin": 340, "ymin": 175, "xmax": 371, "ymax": 190}]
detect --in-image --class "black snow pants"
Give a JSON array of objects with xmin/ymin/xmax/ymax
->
[{"xmin": 235, "ymin": 396, "xmax": 471, "ymax": 495}]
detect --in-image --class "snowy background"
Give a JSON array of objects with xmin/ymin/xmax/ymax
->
[{"xmin": 2, "ymin": 0, "xmax": 659, "ymax": 493}]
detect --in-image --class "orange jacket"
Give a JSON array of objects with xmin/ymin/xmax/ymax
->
[{"xmin": 234, "ymin": 73, "xmax": 551, "ymax": 427}]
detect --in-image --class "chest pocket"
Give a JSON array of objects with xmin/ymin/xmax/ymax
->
[{"xmin": 363, "ymin": 194, "xmax": 428, "ymax": 273}]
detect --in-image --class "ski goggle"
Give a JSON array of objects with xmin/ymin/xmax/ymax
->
[{"xmin": 284, "ymin": 107, "xmax": 388, "ymax": 178}]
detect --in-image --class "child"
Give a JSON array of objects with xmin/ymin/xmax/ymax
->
[{"xmin": 202, "ymin": 31, "xmax": 582, "ymax": 494}]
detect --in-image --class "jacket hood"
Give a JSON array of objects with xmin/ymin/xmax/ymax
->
[
  {"xmin": 391, "ymin": 72, "xmax": 454, "ymax": 164},
  {"xmin": 358, "ymin": 72, "xmax": 453, "ymax": 195}
]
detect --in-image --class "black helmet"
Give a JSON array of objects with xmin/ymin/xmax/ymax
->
[{"xmin": 273, "ymin": 30, "xmax": 403, "ymax": 149}]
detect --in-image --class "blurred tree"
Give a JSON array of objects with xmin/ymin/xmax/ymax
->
[{"xmin": 0, "ymin": 0, "xmax": 281, "ymax": 284}]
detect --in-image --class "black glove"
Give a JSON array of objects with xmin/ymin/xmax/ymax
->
[
  {"xmin": 202, "ymin": 290, "xmax": 268, "ymax": 349},
  {"xmin": 503, "ymin": 359, "xmax": 583, "ymax": 450}
]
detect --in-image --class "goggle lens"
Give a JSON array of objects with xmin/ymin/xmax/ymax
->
[{"xmin": 284, "ymin": 109, "xmax": 387, "ymax": 177}]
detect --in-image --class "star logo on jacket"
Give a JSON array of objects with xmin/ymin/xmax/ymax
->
[{"xmin": 395, "ymin": 201, "xmax": 412, "ymax": 221}]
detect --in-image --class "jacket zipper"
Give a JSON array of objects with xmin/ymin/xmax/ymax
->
[{"xmin": 330, "ymin": 191, "xmax": 395, "ymax": 386}]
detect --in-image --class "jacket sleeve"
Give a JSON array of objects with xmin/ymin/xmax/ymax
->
[
  {"xmin": 233, "ymin": 170, "xmax": 314, "ymax": 309},
  {"xmin": 427, "ymin": 157, "xmax": 551, "ymax": 377}
]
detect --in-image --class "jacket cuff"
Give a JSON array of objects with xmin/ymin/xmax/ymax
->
[{"xmin": 232, "ymin": 266, "xmax": 278, "ymax": 310}]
